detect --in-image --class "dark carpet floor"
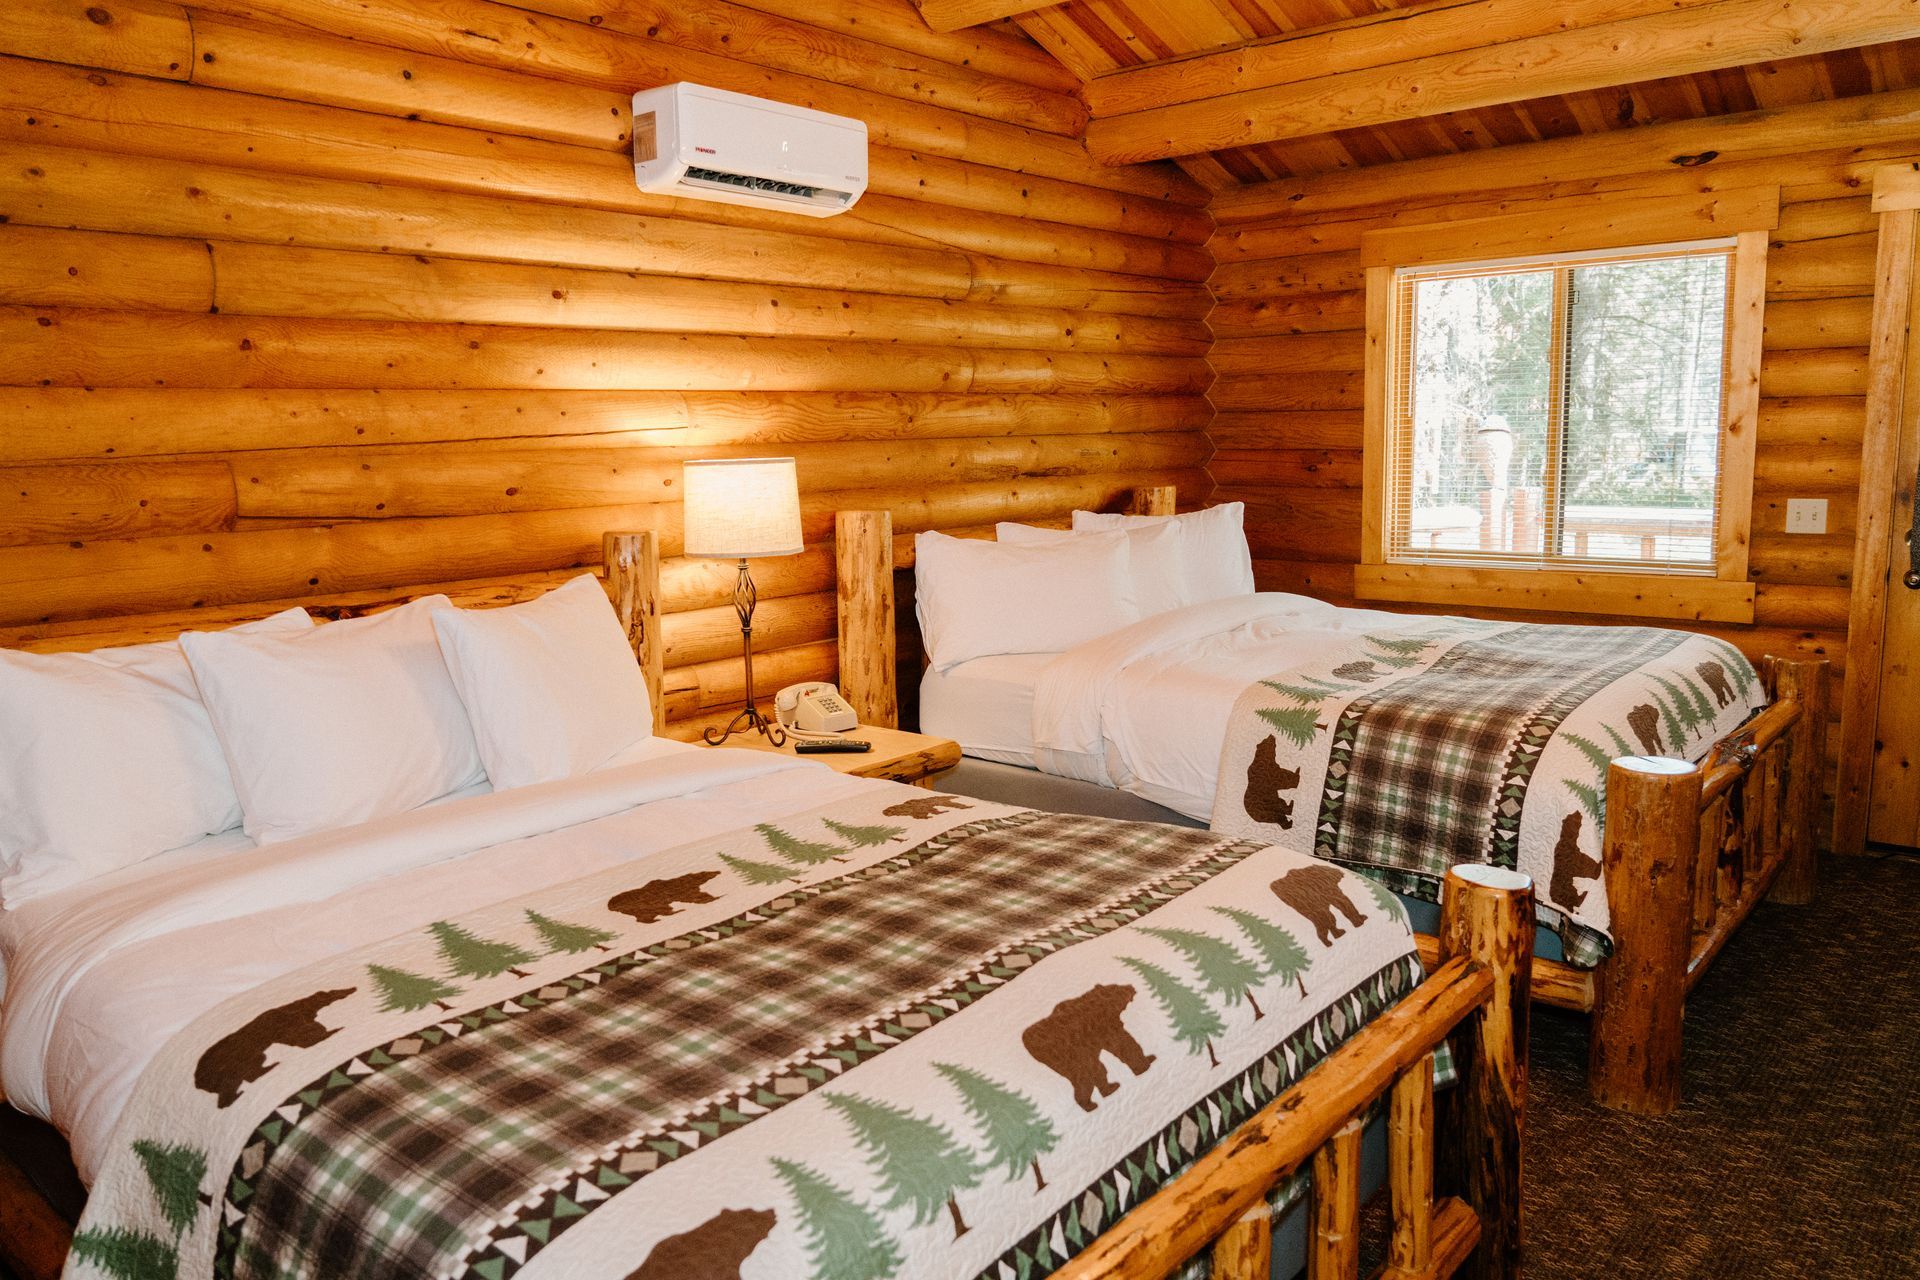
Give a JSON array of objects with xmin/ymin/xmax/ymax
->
[{"xmin": 1520, "ymin": 853, "xmax": 1920, "ymax": 1279}]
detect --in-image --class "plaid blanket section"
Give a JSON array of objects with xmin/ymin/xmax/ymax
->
[
  {"xmin": 72, "ymin": 791, "xmax": 1426, "ymax": 1280},
  {"xmin": 1212, "ymin": 619, "xmax": 1764, "ymax": 966}
]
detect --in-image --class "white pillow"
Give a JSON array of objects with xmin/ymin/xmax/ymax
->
[
  {"xmin": 997, "ymin": 518, "xmax": 1191, "ymax": 617},
  {"xmin": 432, "ymin": 576, "xmax": 652, "ymax": 791},
  {"xmin": 1074, "ymin": 502, "xmax": 1255, "ymax": 604},
  {"xmin": 914, "ymin": 529, "xmax": 1140, "ymax": 672},
  {"xmin": 182, "ymin": 596, "xmax": 485, "ymax": 845},
  {"xmin": 0, "ymin": 607, "xmax": 312, "ymax": 906}
]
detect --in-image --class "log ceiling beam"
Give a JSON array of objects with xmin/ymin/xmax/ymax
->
[
  {"xmin": 1211, "ymin": 84, "xmax": 1920, "ymax": 222},
  {"xmin": 1084, "ymin": 0, "xmax": 1920, "ymax": 166},
  {"xmin": 917, "ymin": 0, "xmax": 1055, "ymax": 35},
  {"xmin": 1082, "ymin": 0, "xmax": 1718, "ymax": 119}
]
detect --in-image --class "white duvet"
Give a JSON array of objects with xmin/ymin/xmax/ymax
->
[
  {"xmin": 1031, "ymin": 594, "xmax": 1431, "ymax": 820},
  {"xmin": 0, "ymin": 739, "xmax": 879, "ymax": 1183}
]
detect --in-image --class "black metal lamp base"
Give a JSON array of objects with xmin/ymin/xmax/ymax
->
[
  {"xmin": 704, "ymin": 703, "xmax": 787, "ymax": 748},
  {"xmin": 701, "ymin": 557, "xmax": 788, "ymax": 748}
]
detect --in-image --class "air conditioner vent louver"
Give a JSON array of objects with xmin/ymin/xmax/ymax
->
[
  {"xmin": 682, "ymin": 166, "xmax": 850, "ymax": 208},
  {"xmin": 633, "ymin": 83, "xmax": 868, "ymax": 219}
]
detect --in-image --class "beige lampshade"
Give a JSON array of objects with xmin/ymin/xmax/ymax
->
[{"xmin": 682, "ymin": 458, "xmax": 804, "ymax": 559}]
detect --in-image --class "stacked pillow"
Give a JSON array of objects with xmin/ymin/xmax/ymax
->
[
  {"xmin": 0, "ymin": 608, "xmax": 312, "ymax": 904},
  {"xmin": 1070, "ymin": 502, "xmax": 1256, "ymax": 604},
  {"xmin": 914, "ymin": 528, "xmax": 1141, "ymax": 672},
  {"xmin": 914, "ymin": 502, "xmax": 1255, "ymax": 672},
  {"xmin": 0, "ymin": 576, "xmax": 654, "ymax": 908}
]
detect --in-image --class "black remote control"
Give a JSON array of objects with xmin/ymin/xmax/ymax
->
[{"xmin": 794, "ymin": 739, "xmax": 873, "ymax": 754}]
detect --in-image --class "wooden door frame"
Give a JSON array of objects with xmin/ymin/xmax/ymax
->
[{"xmin": 1837, "ymin": 169, "xmax": 1920, "ymax": 854}]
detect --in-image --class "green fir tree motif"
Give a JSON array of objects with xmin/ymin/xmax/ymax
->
[
  {"xmin": 429, "ymin": 921, "xmax": 537, "ymax": 981},
  {"xmin": 1255, "ymin": 703, "xmax": 1328, "ymax": 749},
  {"xmin": 1648, "ymin": 688, "xmax": 1686, "ymax": 754},
  {"xmin": 823, "ymin": 1093, "xmax": 984, "ymax": 1238},
  {"xmin": 70, "ymin": 1140, "xmax": 210, "ymax": 1280},
  {"xmin": 822, "ymin": 818, "xmax": 908, "ymax": 848},
  {"xmin": 758, "ymin": 823, "xmax": 850, "ymax": 866},
  {"xmin": 1357, "ymin": 879, "xmax": 1408, "ymax": 928},
  {"xmin": 1363, "ymin": 634, "xmax": 1432, "ymax": 669},
  {"xmin": 524, "ymin": 910, "xmax": 618, "ymax": 955},
  {"xmin": 68, "ymin": 1228, "xmax": 178, "ymax": 1280},
  {"xmin": 1722, "ymin": 648, "xmax": 1757, "ymax": 698},
  {"xmin": 771, "ymin": 1157, "xmax": 901, "ymax": 1280},
  {"xmin": 720, "ymin": 852, "xmax": 803, "ymax": 886},
  {"xmin": 1366, "ymin": 634, "xmax": 1439, "ymax": 659},
  {"xmin": 1650, "ymin": 673, "xmax": 1710, "ymax": 740},
  {"xmin": 1119, "ymin": 955, "xmax": 1226, "ymax": 1068},
  {"xmin": 1260, "ymin": 674, "xmax": 1353, "ymax": 703},
  {"xmin": 932, "ymin": 1062, "xmax": 1060, "ymax": 1192},
  {"xmin": 1210, "ymin": 907, "xmax": 1314, "ymax": 997},
  {"xmin": 1141, "ymin": 927, "xmax": 1266, "ymax": 1019},
  {"xmin": 366, "ymin": 963, "xmax": 461, "ymax": 1014},
  {"xmin": 130, "ymin": 1142, "xmax": 208, "ymax": 1238}
]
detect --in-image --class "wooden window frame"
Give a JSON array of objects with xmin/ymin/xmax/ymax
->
[{"xmin": 1355, "ymin": 192, "xmax": 1776, "ymax": 624}]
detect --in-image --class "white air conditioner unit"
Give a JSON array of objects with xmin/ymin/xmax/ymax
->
[{"xmin": 632, "ymin": 83, "xmax": 868, "ymax": 219}]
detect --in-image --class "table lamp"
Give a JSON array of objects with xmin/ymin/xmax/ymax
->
[{"xmin": 682, "ymin": 457, "xmax": 804, "ymax": 746}]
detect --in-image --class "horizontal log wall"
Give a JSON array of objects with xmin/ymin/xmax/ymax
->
[
  {"xmin": 1206, "ymin": 145, "xmax": 1902, "ymax": 797},
  {"xmin": 0, "ymin": 0, "xmax": 1215, "ymax": 739}
]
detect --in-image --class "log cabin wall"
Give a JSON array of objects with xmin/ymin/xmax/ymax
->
[
  {"xmin": 0, "ymin": 0, "xmax": 1215, "ymax": 739},
  {"xmin": 1202, "ymin": 107, "xmax": 1920, "ymax": 806}
]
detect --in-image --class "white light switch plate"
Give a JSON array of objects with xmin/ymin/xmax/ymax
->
[{"xmin": 1785, "ymin": 498, "xmax": 1828, "ymax": 534}]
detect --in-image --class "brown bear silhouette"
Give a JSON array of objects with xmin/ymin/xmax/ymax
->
[
  {"xmin": 1549, "ymin": 812, "xmax": 1603, "ymax": 910},
  {"xmin": 1270, "ymin": 864, "xmax": 1367, "ymax": 947},
  {"xmin": 1626, "ymin": 703, "xmax": 1663, "ymax": 755},
  {"xmin": 195, "ymin": 987, "xmax": 355, "ymax": 1108},
  {"xmin": 1331, "ymin": 659, "xmax": 1381, "ymax": 682},
  {"xmin": 1243, "ymin": 735, "xmax": 1301, "ymax": 829},
  {"xmin": 882, "ymin": 794, "xmax": 973, "ymax": 820},
  {"xmin": 1022, "ymin": 984, "xmax": 1155, "ymax": 1112},
  {"xmin": 1697, "ymin": 660, "xmax": 1735, "ymax": 708},
  {"xmin": 627, "ymin": 1207, "xmax": 776, "ymax": 1280},
  {"xmin": 608, "ymin": 870, "xmax": 721, "ymax": 925}
]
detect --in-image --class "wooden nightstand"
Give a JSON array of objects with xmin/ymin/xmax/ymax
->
[
  {"xmin": 709, "ymin": 725, "xmax": 962, "ymax": 787},
  {"xmin": 710, "ymin": 725, "xmax": 960, "ymax": 786}
]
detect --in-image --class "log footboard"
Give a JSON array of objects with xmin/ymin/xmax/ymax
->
[
  {"xmin": 1406, "ymin": 658, "xmax": 1825, "ymax": 1116},
  {"xmin": 1057, "ymin": 865, "xmax": 1533, "ymax": 1280}
]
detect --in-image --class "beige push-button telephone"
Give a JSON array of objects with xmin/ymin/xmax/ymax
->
[{"xmin": 773, "ymin": 682, "xmax": 858, "ymax": 734}]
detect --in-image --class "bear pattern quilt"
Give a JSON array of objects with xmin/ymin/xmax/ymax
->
[
  {"xmin": 71, "ymin": 791, "xmax": 1423, "ymax": 1280},
  {"xmin": 1211, "ymin": 619, "xmax": 1763, "ymax": 966}
]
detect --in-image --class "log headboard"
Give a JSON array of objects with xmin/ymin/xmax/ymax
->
[
  {"xmin": 835, "ymin": 487, "xmax": 1176, "ymax": 731},
  {"xmin": 0, "ymin": 531, "xmax": 667, "ymax": 733}
]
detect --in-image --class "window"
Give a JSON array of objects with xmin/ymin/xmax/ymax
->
[
  {"xmin": 1357, "ymin": 216, "xmax": 1768, "ymax": 624},
  {"xmin": 1388, "ymin": 241, "xmax": 1731, "ymax": 571}
]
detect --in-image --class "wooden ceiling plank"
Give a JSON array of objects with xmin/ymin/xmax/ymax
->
[
  {"xmin": 1085, "ymin": 0, "xmax": 1920, "ymax": 164},
  {"xmin": 918, "ymin": 0, "xmax": 1060, "ymax": 34}
]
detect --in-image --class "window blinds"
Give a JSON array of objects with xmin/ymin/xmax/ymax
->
[{"xmin": 1384, "ymin": 240, "xmax": 1734, "ymax": 575}]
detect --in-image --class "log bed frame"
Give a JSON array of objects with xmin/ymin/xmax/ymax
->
[
  {"xmin": 833, "ymin": 486, "xmax": 1831, "ymax": 1117},
  {"xmin": 0, "ymin": 534, "xmax": 1533, "ymax": 1280}
]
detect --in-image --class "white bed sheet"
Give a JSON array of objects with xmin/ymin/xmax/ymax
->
[
  {"xmin": 1031, "ymin": 594, "xmax": 1422, "ymax": 820},
  {"xmin": 917, "ymin": 652, "xmax": 1056, "ymax": 768},
  {"xmin": 0, "ymin": 738, "xmax": 885, "ymax": 1183}
]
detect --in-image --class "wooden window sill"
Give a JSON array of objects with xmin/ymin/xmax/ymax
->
[{"xmin": 1353, "ymin": 564, "xmax": 1756, "ymax": 625}]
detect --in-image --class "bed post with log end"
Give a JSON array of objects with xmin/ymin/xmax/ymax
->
[
  {"xmin": 1767, "ymin": 658, "xmax": 1829, "ymax": 906},
  {"xmin": 836, "ymin": 510, "xmax": 898, "ymax": 728},
  {"xmin": 1589, "ymin": 756, "xmax": 1698, "ymax": 1114},
  {"xmin": 603, "ymin": 531, "xmax": 665, "ymax": 735},
  {"xmin": 1127, "ymin": 485, "xmax": 1177, "ymax": 516},
  {"xmin": 1436, "ymin": 863, "xmax": 1533, "ymax": 1280}
]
